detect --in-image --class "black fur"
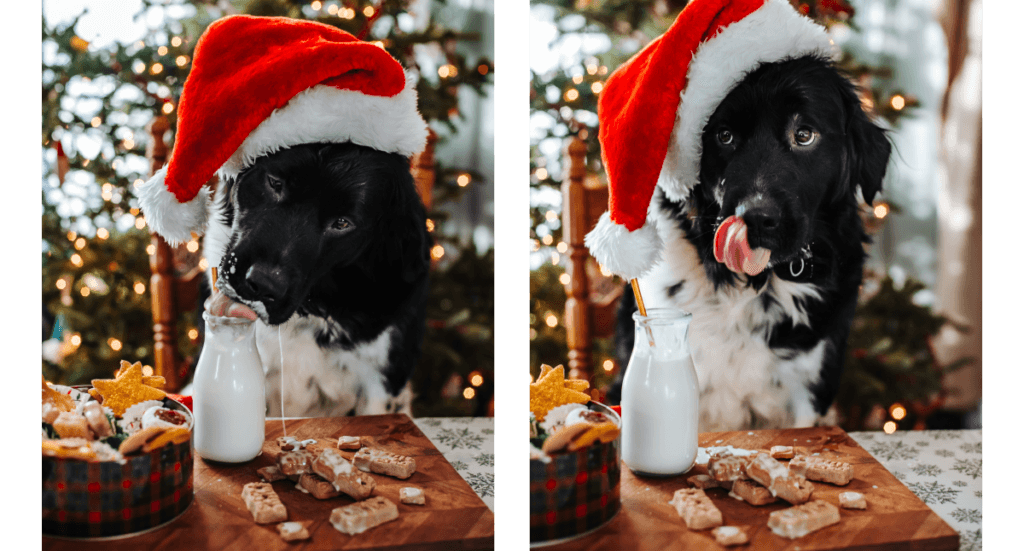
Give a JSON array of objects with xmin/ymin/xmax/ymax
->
[
  {"xmin": 610, "ymin": 56, "xmax": 890, "ymax": 419},
  {"xmin": 216, "ymin": 142, "xmax": 430, "ymax": 396}
]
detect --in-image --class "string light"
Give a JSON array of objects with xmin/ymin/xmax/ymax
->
[
  {"xmin": 544, "ymin": 210, "xmax": 558, "ymax": 222},
  {"xmin": 572, "ymin": 75, "xmax": 584, "ymax": 84},
  {"xmin": 551, "ymin": 252, "xmax": 560, "ymax": 265},
  {"xmin": 130, "ymin": 207, "xmax": 140, "ymax": 215},
  {"xmin": 327, "ymin": 4, "xmax": 338, "ymax": 15},
  {"xmin": 108, "ymin": 338, "xmax": 122, "ymax": 351},
  {"xmin": 874, "ymin": 204, "xmax": 889, "ymax": 219},
  {"xmin": 603, "ymin": 360, "xmax": 614, "ymax": 372},
  {"xmin": 80, "ymin": 287, "xmax": 90, "ymax": 297},
  {"xmin": 457, "ymin": 173, "xmax": 471, "ymax": 187},
  {"xmin": 890, "ymin": 403, "xmax": 906, "ymax": 420},
  {"xmin": 591, "ymin": 81, "xmax": 604, "ymax": 94},
  {"xmin": 564, "ymin": 89, "xmax": 579, "ymax": 102},
  {"xmin": 556, "ymin": 242, "xmax": 568, "ymax": 253},
  {"xmin": 188, "ymin": 328, "xmax": 199, "ymax": 340},
  {"xmin": 532, "ymin": 239, "xmax": 541, "ymax": 251},
  {"xmin": 545, "ymin": 314, "xmax": 558, "ymax": 328},
  {"xmin": 586, "ymin": 64, "xmax": 598, "ymax": 75},
  {"xmin": 136, "ymin": 217, "xmax": 147, "ymax": 230},
  {"xmin": 559, "ymin": 273, "xmax": 570, "ymax": 285},
  {"xmin": 541, "ymin": 235, "xmax": 553, "ymax": 246},
  {"xmin": 890, "ymin": 94, "xmax": 906, "ymax": 111},
  {"xmin": 883, "ymin": 421, "xmax": 897, "ymax": 434},
  {"xmin": 142, "ymin": 365, "xmax": 154, "ymax": 377},
  {"xmin": 90, "ymin": 117, "xmax": 101, "ymax": 127},
  {"xmin": 157, "ymin": 46, "xmax": 168, "ymax": 56},
  {"xmin": 133, "ymin": 179, "xmax": 143, "ymax": 190},
  {"xmin": 134, "ymin": 281, "xmax": 145, "ymax": 294},
  {"xmin": 198, "ymin": 258, "xmax": 209, "ymax": 270},
  {"xmin": 477, "ymin": 64, "xmax": 489, "ymax": 75},
  {"xmin": 171, "ymin": 36, "xmax": 182, "ymax": 47},
  {"xmin": 186, "ymin": 239, "xmax": 200, "ymax": 253},
  {"xmin": 150, "ymin": 63, "xmax": 163, "ymax": 75},
  {"xmin": 56, "ymin": 279, "xmax": 67, "ymax": 290},
  {"xmin": 146, "ymin": 244, "xmax": 156, "ymax": 255},
  {"xmin": 162, "ymin": 102, "xmax": 174, "ymax": 114},
  {"xmin": 74, "ymin": 238, "xmax": 86, "ymax": 250},
  {"xmin": 132, "ymin": 60, "xmax": 146, "ymax": 74},
  {"xmin": 598, "ymin": 66, "xmax": 608, "ymax": 75},
  {"xmin": 311, "ymin": 0, "xmax": 322, "ymax": 10},
  {"xmin": 470, "ymin": 371, "xmax": 483, "ymax": 387},
  {"xmin": 70, "ymin": 334, "xmax": 82, "ymax": 346},
  {"xmin": 599, "ymin": 265, "xmax": 612, "ymax": 277},
  {"xmin": 431, "ymin": 245, "xmax": 445, "ymax": 260},
  {"xmin": 70, "ymin": 254, "xmax": 83, "ymax": 267},
  {"xmin": 340, "ymin": 7, "xmax": 355, "ymax": 19},
  {"xmin": 363, "ymin": 6, "xmax": 374, "ymax": 17},
  {"xmin": 372, "ymin": 41, "xmax": 385, "ymax": 49},
  {"xmin": 96, "ymin": 228, "xmax": 109, "ymax": 239},
  {"xmin": 426, "ymin": 219, "xmax": 435, "ymax": 232},
  {"xmin": 463, "ymin": 387, "xmax": 475, "ymax": 400},
  {"xmin": 535, "ymin": 167, "xmax": 548, "ymax": 180},
  {"xmin": 67, "ymin": 231, "xmax": 77, "ymax": 241},
  {"xmin": 176, "ymin": 55, "xmax": 188, "ymax": 67},
  {"xmin": 123, "ymin": 137, "xmax": 135, "ymax": 149}
]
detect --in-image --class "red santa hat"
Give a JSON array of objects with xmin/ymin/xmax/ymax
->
[
  {"xmin": 138, "ymin": 15, "xmax": 428, "ymax": 245},
  {"xmin": 585, "ymin": 0, "xmax": 835, "ymax": 280}
]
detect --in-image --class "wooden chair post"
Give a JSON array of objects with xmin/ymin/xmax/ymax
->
[
  {"xmin": 562, "ymin": 137, "xmax": 592, "ymax": 380},
  {"xmin": 145, "ymin": 115, "xmax": 182, "ymax": 392},
  {"xmin": 411, "ymin": 128, "xmax": 438, "ymax": 211}
]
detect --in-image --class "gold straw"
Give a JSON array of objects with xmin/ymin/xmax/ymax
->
[
  {"xmin": 211, "ymin": 267, "xmax": 218, "ymax": 289},
  {"xmin": 631, "ymin": 279, "xmax": 656, "ymax": 347}
]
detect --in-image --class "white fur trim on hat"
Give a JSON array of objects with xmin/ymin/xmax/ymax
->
[
  {"xmin": 585, "ymin": 212, "xmax": 663, "ymax": 281},
  {"xmin": 137, "ymin": 166, "xmax": 211, "ymax": 246},
  {"xmin": 219, "ymin": 73, "xmax": 428, "ymax": 179},
  {"xmin": 657, "ymin": 0, "xmax": 836, "ymax": 202}
]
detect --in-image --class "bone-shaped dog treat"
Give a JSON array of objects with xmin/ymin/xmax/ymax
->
[
  {"xmin": 768, "ymin": 500, "xmax": 841, "ymax": 539},
  {"xmin": 669, "ymin": 488, "xmax": 723, "ymax": 530},
  {"xmin": 312, "ymin": 448, "xmax": 376, "ymax": 500},
  {"xmin": 708, "ymin": 452, "xmax": 753, "ymax": 482},
  {"xmin": 353, "ymin": 447, "xmax": 417, "ymax": 479},
  {"xmin": 329, "ymin": 496, "xmax": 399, "ymax": 535},
  {"xmin": 729, "ymin": 479, "xmax": 778, "ymax": 506},
  {"xmin": 746, "ymin": 453, "xmax": 813, "ymax": 504},
  {"xmin": 789, "ymin": 454, "xmax": 854, "ymax": 485},
  {"xmin": 241, "ymin": 482, "xmax": 288, "ymax": 524}
]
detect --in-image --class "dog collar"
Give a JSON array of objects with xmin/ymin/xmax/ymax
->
[{"xmin": 773, "ymin": 243, "xmax": 816, "ymax": 282}]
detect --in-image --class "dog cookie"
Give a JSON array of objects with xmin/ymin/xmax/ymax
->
[
  {"xmin": 687, "ymin": 474, "xmax": 720, "ymax": 490},
  {"xmin": 277, "ymin": 521, "xmax": 311, "ymax": 542},
  {"xmin": 771, "ymin": 445, "xmax": 795, "ymax": 459},
  {"xmin": 91, "ymin": 362, "xmax": 167, "ymax": 416},
  {"xmin": 118, "ymin": 425, "xmax": 164, "ymax": 456},
  {"xmin": 541, "ymin": 422, "xmax": 590, "ymax": 454},
  {"xmin": 839, "ymin": 491, "xmax": 867, "ymax": 510},
  {"xmin": 42, "ymin": 438, "xmax": 97, "ymax": 461},
  {"xmin": 278, "ymin": 449, "xmax": 316, "ymax": 476},
  {"xmin": 400, "ymin": 487, "xmax": 426, "ymax": 505},
  {"xmin": 297, "ymin": 472, "xmax": 342, "ymax": 499},
  {"xmin": 746, "ymin": 453, "xmax": 814, "ymax": 505},
  {"xmin": 353, "ymin": 447, "xmax": 417, "ymax": 479},
  {"xmin": 241, "ymin": 482, "xmax": 288, "ymax": 524},
  {"xmin": 708, "ymin": 452, "xmax": 753, "ymax": 482},
  {"xmin": 312, "ymin": 448, "xmax": 376, "ymax": 500},
  {"xmin": 116, "ymin": 360, "xmax": 166, "ymax": 389},
  {"xmin": 567, "ymin": 422, "xmax": 620, "ymax": 451},
  {"xmin": 141, "ymin": 426, "xmax": 190, "ymax": 453},
  {"xmin": 789, "ymin": 454, "xmax": 854, "ymax": 486},
  {"xmin": 141, "ymin": 405, "xmax": 189, "ymax": 431},
  {"xmin": 277, "ymin": 435, "xmax": 317, "ymax": 452},
  {"xmin": 729, "ymin": 479, "xmax": 777, "ymax": 506},
  {"xmin": 768, "ymin": 500, "xmax": 841, "ymax": 539},
  {"xmin": 529, "ymin": 366, "xmax": 591, "ymax": 421},
  {"xmin": 53, "ymin": 411, "xmax": 91, "ymax": 440},
  {"xmin": 537, "ymin": 364, "xmax": 590, "ymax": 393},
  {"xmin": 329, "ymin": 496, "xmax": 399, "ymax": 535},
  {"xmin": 712, "ymin": 526, "xmax": 749, "ymax": 546},
  {"xmin": 338, "ymin": 436, "xmax": 363, "ymax": 450},
  {"xmin": 258, "ymin": 465, "xmax": 288, "ymax": 483},
  {"xmin": 42, "ymin": 375, "xmax": 75, "ymax": 412},
  {"xmin": 668, "ymin": 488, "xmax": 723, "ymax": 530},
  {"xmin": 81, "ymin": 401, "xmax": 114, "ymax": 438}
]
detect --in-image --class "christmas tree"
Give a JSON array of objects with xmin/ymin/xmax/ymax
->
[
  {"xmin": 42, "ymin": 0, "xmax": 494, "ymax": 416},
  {"xmin": 528, "ymin": 0, "xmax": 949, "ymax": 429}
]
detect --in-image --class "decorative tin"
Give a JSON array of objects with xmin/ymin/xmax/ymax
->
[
  {"xmin": 42, "ymin": 396, "xmax": 194, "ymax": 539},
  {"xmin": 529, "ymin": 402, "xmax": 621, "ymax": 546}
]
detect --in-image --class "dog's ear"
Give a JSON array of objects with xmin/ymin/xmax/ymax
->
[
  {"xmin": 844, "ymin": 89, "xmax": 891, "ymax": 206},
  {"xmin": 376, "ymin": 170, "xmax": 430, "ymax": 285}
]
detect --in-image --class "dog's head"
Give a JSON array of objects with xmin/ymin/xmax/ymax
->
[
  {"xmin": 216, "ymin": 142, "xmax": 429, "ymax": 325},
  {"xmin": 691, "ymin": 55, "xmax": 891, "ymax": 271}
]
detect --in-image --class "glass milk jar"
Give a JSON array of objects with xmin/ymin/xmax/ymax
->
[
  {"xmin": 620, "ymin": 308, "xmax": 699, "ymax": 476},
  {"xmin": 192, "ymin": 312, "xmax": 266, "ymax": 463}
]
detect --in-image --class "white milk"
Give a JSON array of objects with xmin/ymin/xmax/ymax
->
[
  {"xmin": 192, "ymin": 312, "xmax": 266, "ymax": 463},
  {"xmin": 620, "ymin": 308, "xmax": 699, "ymax": 476}
]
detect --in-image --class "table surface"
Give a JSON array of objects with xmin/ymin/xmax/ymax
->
[
  {"xmin": 44, "ymin": 413, "xmax": 495, "ymax": 544},
  {"xmin": 848, "ymin": 429, "xmax": 981, "ymax": 551},
  {"xmin": 535, "ymin": 427, "xmax": 980, "ymax": 551}
]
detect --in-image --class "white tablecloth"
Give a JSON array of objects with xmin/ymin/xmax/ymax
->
[
  {"xmin": 415, "ymin": 417, "xmax": 494, "ymax": 511},
  {"xmin": 850, "ymin": 429, "xmax": 982, "ymax": 551}
]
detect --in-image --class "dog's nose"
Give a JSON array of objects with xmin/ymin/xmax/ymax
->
[
  {"xmin": 244, "ymin": 265, "xmax": 287, "ymax": 303},
  {"xmin": 738, "ymin": 198, "xmax": 782, "ymax": 242},
  {"xmin": 744, "ymin": 209, "xmax": 779, "ymax": 231}
]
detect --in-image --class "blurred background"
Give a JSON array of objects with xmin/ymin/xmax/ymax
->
[{"xmin": 41, "ymin": 0, "xmax": 495, "ymax": 417}]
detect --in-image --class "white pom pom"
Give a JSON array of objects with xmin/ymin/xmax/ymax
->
[
  {"xmin": 136, "ymin": 167, "xmax": 211, "ymax": 246},
  {"xmin": 584, "ymin": 212, "xmax": 663, "ymax": 281}
]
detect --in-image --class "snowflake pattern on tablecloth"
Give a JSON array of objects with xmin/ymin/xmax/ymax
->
[
  {"xmin": 893, "ymin": 470, "xmax": 907, "ymax": 481},
  {"xmin": 952, "ymin": 480, "xmax": 967, "ymax": 487},
  {"xmin": 951, "ymin": 458, "xmax": 981, "ymax": 479},
  {"xmin": 950, "ymin": 508, "xmax": 981, "ymax": 524},
  {"xmin": 916, "ymin": 441, "xmax": 931, "ymax": 447},
  {"xmin": 958, "ymin": 440, "xmax": 983, "ymax": 452},
  {"xmin": 912, "ymin": 463, "xmax": 942, "ymax": 477},
  {"xmin": 434, "ymin": 427, "xmax": 485, "ymax": 450},
  {"xmin": 475, "ymin": 453, "xmax": 494, "ymax": 467},
  {"xmin": 856, "ymin": 433, "xmax": 875, "ymax": 441},
  {"xmin": 974, "ymin": 490, "xmax": 981, "ymax": 498},
  {"xmin": 935, "ymin": 449, "xmax": 955, "ymax": 458},
  {"xmin": 908, "ymin": 480, "xmax": 960, "ymax": 505},
  {"xmin": 869, "ymin": 440, "xmax": 919, "ymax": 461},
  {"xmin": 959, "ymin": 528, "xmax": 982, "ymax": 551},
  {"xmin": 930, "ymin": 430, "xmax": 964, "ymax": 440},
  {"xmin": 411, "ymin": 418, "xmax": 493, "ymax": 512},
  {"xmin": 465, "ymin": 472, "xmax": 494, "ymax": 497}
]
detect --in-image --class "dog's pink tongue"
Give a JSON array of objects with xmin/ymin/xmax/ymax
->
[
  {"xmin": 713, "ymin": 216, "xmax": 772, "ymax": 276},
  {"xmin": 205, "ymin": 290, "xmax": 258, "ymax": 320}
]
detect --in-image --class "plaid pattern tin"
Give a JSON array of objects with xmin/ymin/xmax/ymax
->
[
  {"xmin": 42, "ymin": 398, "xmax": 194, "ymax": 539},
  {"xmin": 530, "ymin": 403, "xmax": 621, "ymax": 545}
]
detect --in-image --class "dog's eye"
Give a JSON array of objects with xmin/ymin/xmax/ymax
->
[
  {"xmin": 716, "ymin": 129, "xmax": 734, "ymax": 146},
  {"xmin": 267, "ymin": 175, "xmax": 284, "ymax": 193},
  {"xmin": 330, "ymin": 217, "xmax": 353, "ymax": 231},
  {"xmin": 794, "ymin": 128, "xmax": 816, "ymax": 146}
]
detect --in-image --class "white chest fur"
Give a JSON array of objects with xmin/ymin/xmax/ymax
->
[{"xmin": 638, "ymin": 209, "xmax": 826, "ymax": 431}]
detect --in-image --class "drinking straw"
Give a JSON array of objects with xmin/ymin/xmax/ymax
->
[{"xmin": 631, "ymin": 279, "xmax": 656, "ymax": 347}]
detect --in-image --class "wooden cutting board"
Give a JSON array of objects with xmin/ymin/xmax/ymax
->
[
  {"xmin": 543, "ymin": 426, "xmax": 958, "ymax": 551},
  {"xmin": 43, "ymin": 414, "xmax": 494, "ymax": 551}
]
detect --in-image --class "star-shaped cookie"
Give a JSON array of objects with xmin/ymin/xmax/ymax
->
[
  {"xmin": 530, "ymin": 365, "xmax": 590, "ymax": 421},
  {"xmin": 92, "ymin": 362, "xmax": 167, "ymax": 416},
  {"xmin": 116, "ymin": 360, "xmax": 166, "ymax": 389},
  {"xmin": 537, "ymin": 364, "xmax": 590, "ymax": 393},
  {"xmin": 41, "ymin": 375, "xmax": 75, "ymax": 412}
]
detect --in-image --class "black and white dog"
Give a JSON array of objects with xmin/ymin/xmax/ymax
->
[
  {"xmin": 611, "ymin": 56, "xmax": 891, "ymax": 431},
  {"xmin": 203, "ymin": 142, "xmax": 430, "ymax": 417}
]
